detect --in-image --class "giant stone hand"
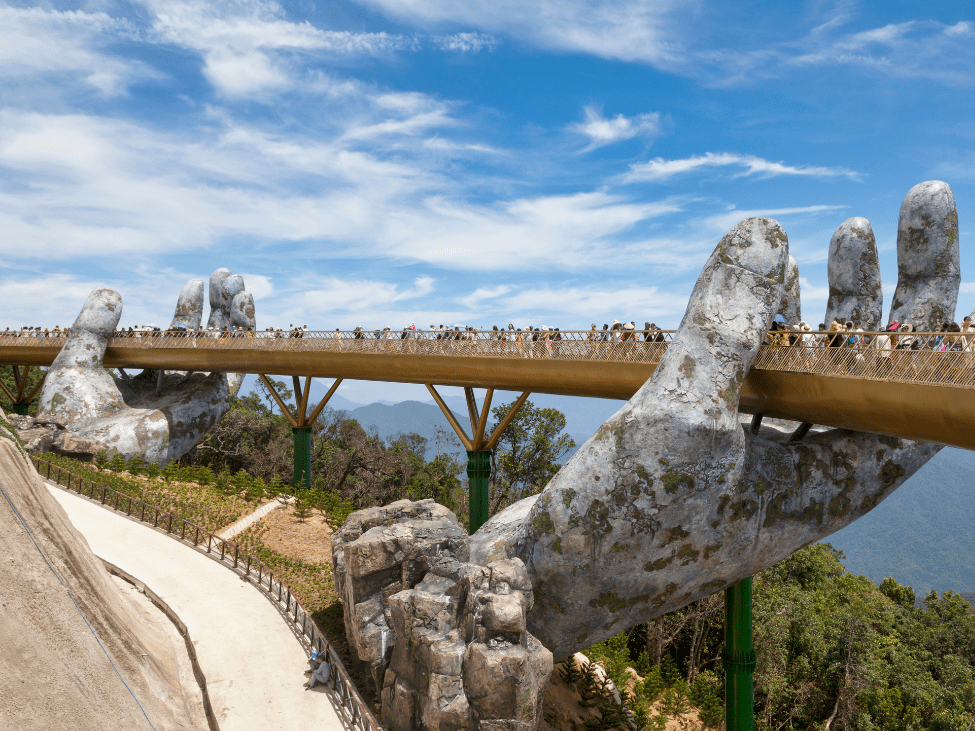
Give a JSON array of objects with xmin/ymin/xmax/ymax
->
[
  {"xmin": 468, "ymin": 181, "xmax": 957, "ymax": 661},
  {"xmin": 35, "ymin": 269, "xmax": 255, "ymax": 464}
]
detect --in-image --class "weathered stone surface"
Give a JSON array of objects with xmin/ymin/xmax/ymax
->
[
  {"xmin": 332, "ymin": 499, "xmax": 470, "ymax": 690},
  {"xmin": 206, "ymin": 268, "xmax": 233, "ymax": 330},
  {"xmin": 776, "ymin": 255, "xmax": 801, "ymax": 324},
  {"xmin": 52, "ymin": 434, "xmax": 108, "ymax": 460},
  {"xmin": 17, "ymin": 427, "xmax": 55, "ymax": 453},
  {"xmin": 888, "ymin": 181, "xmax": 959, "ymax": 330},
  {"xmin": 338, "ymin": 501, "xmax": 552, "ymax": 731},
  {"xmin": 38, "ymin": 288, "xmax": 127, "ymax": 427},
  {"xmin": 825, "ymin": 217, "xmax": 882, "ymax": 330},
  {"xmin": 34, "ymin": 269, "xmax": 255, "ymax": 463},
  {"xmin": 171, "ymin": 279, "xmax": 204, "ymax": 329}
]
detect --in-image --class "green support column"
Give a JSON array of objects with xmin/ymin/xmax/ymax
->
[
  {"xmin": 466, "ymin": 449, "xmax": 491, "ymax": 534},
  {"xmin": 723, "ymin": 578, "xmax": 756, "ymax": 731},
  {"xmin": 10, "ymin": 403, "xmax": 29, "ymax": 416},
  {"xmin": 292, "ymin": 426, "xmax": 312, "ymax": 489}
]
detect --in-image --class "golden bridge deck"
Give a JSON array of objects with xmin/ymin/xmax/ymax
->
[{"xmin": 2, "ymin": 330, "xmax": 973, "ymax": 450}]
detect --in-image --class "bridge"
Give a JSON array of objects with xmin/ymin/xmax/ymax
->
[{"xmin": 1, "ymin": 329, "xmax": 972, "ymax": 450}]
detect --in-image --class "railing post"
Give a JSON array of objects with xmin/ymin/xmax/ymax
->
[
  {"xmin": 723, "ymin": 577, "xmax": 756, "ymax": 731},
  {"xmin": 466, "ymin": 450, "xmax": 491, "ymax": 534}
]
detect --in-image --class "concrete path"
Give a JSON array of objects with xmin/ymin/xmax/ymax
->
[
  {"xmin": 218, "ymin": 497, "xmax": 292, "ymax": 540},
  {"xmin": 47, "ymin": 483, "xmax": 349, "ymax": 731}
]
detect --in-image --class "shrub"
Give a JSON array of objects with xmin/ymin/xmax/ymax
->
[{"xmin": 126, "ymin": 455, "xmax": 144, "ymax": 475}]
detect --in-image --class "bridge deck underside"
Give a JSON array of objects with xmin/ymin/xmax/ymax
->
[{"xmin": 1, "ymin": 335, "xmax": 972, "ymax": 450}]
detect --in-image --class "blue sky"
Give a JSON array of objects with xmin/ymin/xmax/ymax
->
[{"xmin": 3, "ymin": 0, "xmax": 975, "ymax": 401}]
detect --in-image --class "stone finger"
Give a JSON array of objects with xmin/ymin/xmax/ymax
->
[
  {"xmin": 647, "ymin": 217, "xmax": 788, "ymax": 429},
  {"xmin": 776, "ymin": 255, "xmax": 801, "ymax": 324},
  {"xmin": 229, "ymin": 291, "xmax": 256, "ymax": 330},
  {"xmin": 37, "ymin": 288, "xmax": 126, "ymax": 426},
  {"xmin": 206, "ymin": 268, "xmax": 232, "ymax": 330},
  {"xmin": 219, "ymin": 275, "xmax": 245, "ymax": 326},
  {"xmin": 824, "ymin": 217, "xmax": 882, "ymax": 330},
  {"xmin": 171, "ymin": 279, "xmax": 204, "ymax": 330},
  {"xmin": 888, "ymin": 181, "xmax": 959, "ymax": 331}
]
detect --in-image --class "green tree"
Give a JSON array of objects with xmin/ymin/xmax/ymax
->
[{"xmin": 488, "ymin": 400, "xmax": 575, "ymax": 513}]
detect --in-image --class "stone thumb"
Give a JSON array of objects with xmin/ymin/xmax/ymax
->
[{"xmin": 38, "ymin": 288, "xmax": 125, "ymax": 425}]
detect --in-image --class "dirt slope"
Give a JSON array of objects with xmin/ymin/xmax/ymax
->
[{"xmin": 0, "ymin": 424, "xmax": 203, "ymax": 731}]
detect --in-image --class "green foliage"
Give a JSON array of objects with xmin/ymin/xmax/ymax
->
[
  {"xmin": 319, "ymin": 490, "xmax": 357, "ymax": 529},
  {"xmin": 879, "ymin": 576, "xmax": 916, "ymax": 608},
  {"xmin": 292, "ymin": 486, "xmax": 313, "ymax": 522},
  {"xmin": 126, "ymin": 455, "xmax": 144, "ymax": 475},
  {"xmin": 94, "ymin": 451, "xmax": 109, "ymax": 469},
  {"xmin": 39, "ymin": 452, "xmax": 253, "ymax": 533},
  {"xmin": 488, "ymin": 399, "xmax": 576, "ymax": 513},
  {"xmin": 109, "ymin": 452, "xmax": 126, "ymax": 472}
]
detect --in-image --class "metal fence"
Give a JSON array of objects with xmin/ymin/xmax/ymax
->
[{"xmin": 33, "ymin": 455, "xmax": 381, "ymax": 731}]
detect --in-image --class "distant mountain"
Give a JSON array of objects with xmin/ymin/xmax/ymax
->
[
  {"xmin": 825, "ymin": 447, "xmax": 975, "ymax": 596},
  {"xmin": 345, "ymin": 401, "xmax": 467, "ymax": 455}
]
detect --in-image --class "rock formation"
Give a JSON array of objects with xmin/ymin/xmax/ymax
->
[
  {"xmin": 32, "ymin": 268, "xmax": 254, "ymax": 463},
  {"xmin": 332, "ymin": 499, "xmax": 553, "ymax": 731}
]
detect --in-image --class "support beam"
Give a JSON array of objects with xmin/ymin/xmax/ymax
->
[
  {"xmin": 467, "ymin": 450, "xmax": 491, "ymax": 534},
  {"xmin": 788, "ymin": 422, "xmax": 813, "ymax": 442},
  {"xmin": 749, "ymin": 413, "xmax": 763, "ymax": 435},
  {"xmin": 259, "ymin": 375, "xmax": 344, "ymax": 489},
  {"xmin": 724, "ymin": 578, "xmax": 756, "ymax": 731},
  {"xmin": 259, "ymin": 374, "xmax": 298, "ymax": 427},
  {"xmin": 0, "ymin": 379, "xmax": 16, "ymax": 404},
  {"xmin": 427, "ymin": 386, "xmax": 531, "ymax": 533},
  {"xmin": 426, "ymin": 384, "xmax": 473, "ymax": 451},
  {"xmin": 293, "ymin": 426, "xmax": 312, "ymax": 489},
  {"xmin": 1, "ymin": 365, "xmax": 45, "ymax": 415}
]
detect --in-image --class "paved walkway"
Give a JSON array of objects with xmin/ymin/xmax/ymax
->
[
  {"xmin": 47, "ymin": 483, "xmax": 348, "ymax": 731},
  {"xmin": 218, "ymin": 496, "xmax": 292, "ymax": 540}
]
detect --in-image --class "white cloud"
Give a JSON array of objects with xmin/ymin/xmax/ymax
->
[
  {"xmin": 352, "ymin": 0, "xmax": 690, "ymax": 65},
  {"xmin": 140, "ymin": 0, "xmax": 411, "ymax": 97},
  {"xmin": 569, "ymin": 106, "xmax": 662, "ymax": 150},
  {"xmin": 624, "ymin": 152, "xmax": 861, "ymax": 183},
  {"xmin": 700, "ymin": 205, "xmax": 848, "ymax": 238},
  {"xmin": 0, "ymin": 7, "xmax": 150, "ymax": 96},
  {"xmin": 436, "ymin": 32, "xmax": 499, "ymax": 53},
  {"xmin": 299, "ymin": 276, "xmax": 435, "ymax": 315},
  {"xmin": 459, "ymin": 286, "xmax": 512, "ymax": 310}
]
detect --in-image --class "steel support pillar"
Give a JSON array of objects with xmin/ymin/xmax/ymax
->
[
  {"xmin": 293, "ymin": 426, "xmax": 312, "ymax": 489},
  {"xmin": 466, "ymin": 449, "xmax": 491, "ymax": 534},
  {"xmin": 723, "ymin": 578, "xmax": 756, "ymax": 731}
]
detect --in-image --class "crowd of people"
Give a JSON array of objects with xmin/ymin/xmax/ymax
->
[
  {"xmin": 762, "ymin": 315, "xmax": 975, "ymax": 377},
  {"xmin": 4, "ymin": 318, "xmax": 975, "ymax": 371}
]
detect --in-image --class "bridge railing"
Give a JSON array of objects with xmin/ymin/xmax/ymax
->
[
  {"xmin": 4, "ymin": 329, "xmax": 975, "ymax": 389},
  {"xmin": 33, "ymin": 455, "xmax": 382, "ymax": 731}
]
